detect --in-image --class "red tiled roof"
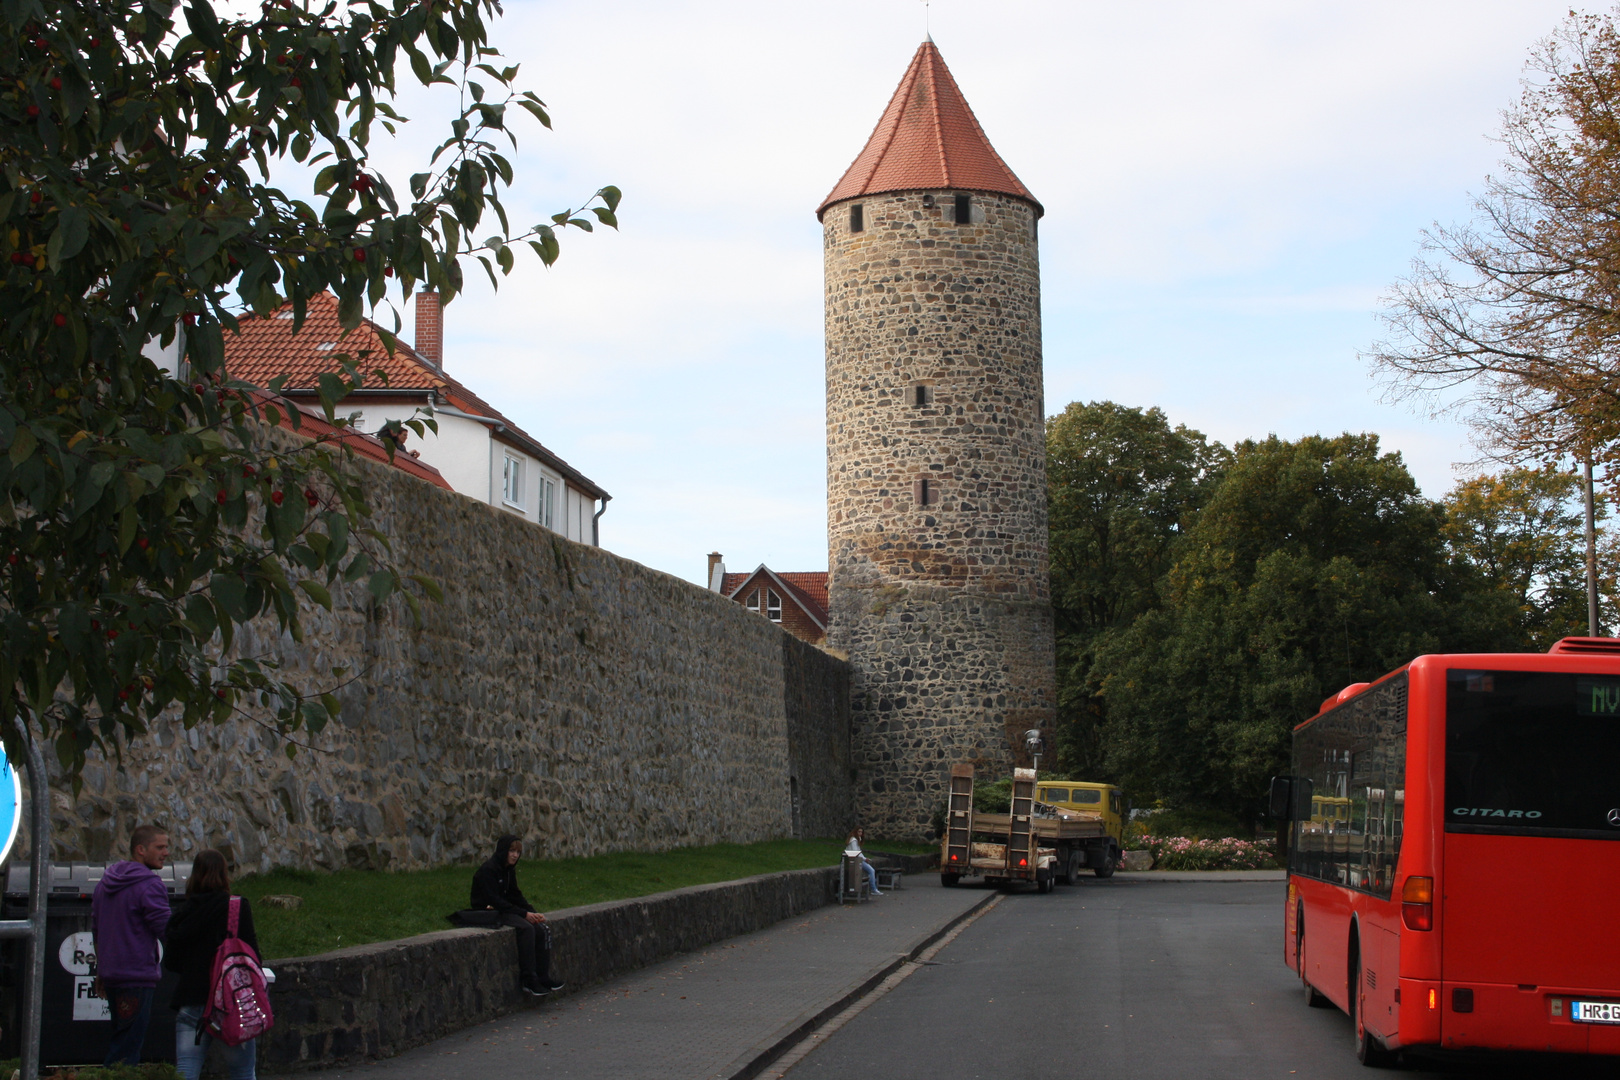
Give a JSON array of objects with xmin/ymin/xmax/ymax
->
[
  {"xmin": 222, "ymin": 292, "xmax": 609, "ymax": 501},
  {"xmin": 722, "ymin": 566, "xmax": 829, "ymax": 628},
  {"xmin": 224, "ymin": 291, "xmax": 442, "ymax": 393},
  {"xmin": 249, "ymin": 390, "xmax": 453, "ymax": 490},
  {"xmin": 818, "ymin": 40, "xmax": 1040, "ymax": 218}
]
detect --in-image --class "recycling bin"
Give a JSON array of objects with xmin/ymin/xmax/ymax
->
[{"xmin": 1, "ymin": 862, "xmax": 189, "ymax": 1066}]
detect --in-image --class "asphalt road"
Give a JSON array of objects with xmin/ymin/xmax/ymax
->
[{"xmin": 780, "ymin": 879, "xmax": 1610, "ymax": 1080}]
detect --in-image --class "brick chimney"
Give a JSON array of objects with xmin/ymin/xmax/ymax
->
[
  {"xmin": 707, "ymin": 552, "xmax": 724, "ymax": 591},
  {"xmin": 414, "ymin": 289, "xmax": 442, "ymax": 369}
]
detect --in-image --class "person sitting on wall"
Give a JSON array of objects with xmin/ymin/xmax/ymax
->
[
  {"xmin": 468, "ymin": 835, "xmax": 564, "ymax": 997},
  {"xmin": 846, "ymin": 827, "xmax": 882, "ymax": 896}
]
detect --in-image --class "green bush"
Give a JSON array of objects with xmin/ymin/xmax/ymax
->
[
  {"xmin": 1128, "ymin": 806, "xmax": 1250, "ymax": 841},
  {"xmin": 1128, "ymin": 835, "xmax": 1279, "ymax": 871},
  {"xmin": 972, "ymin": 778, "xmax": 1013, "ymax": 814}
]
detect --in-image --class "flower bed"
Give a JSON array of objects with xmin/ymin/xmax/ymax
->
[{"xmin": 1129, "ymin": 835, "xmax": 1279, "ymax": 871}]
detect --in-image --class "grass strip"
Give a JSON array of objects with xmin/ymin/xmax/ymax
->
[{"xmin": 237, "ymin": 837, "xmax": 934, "ymax": 960}]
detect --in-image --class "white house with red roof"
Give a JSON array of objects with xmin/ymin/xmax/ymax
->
[{"xmin": 221, "ymin": 290, "xmax": 610, "ymax": 547}]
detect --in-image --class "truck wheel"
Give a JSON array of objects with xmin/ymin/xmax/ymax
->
[
  {"xmin": 1036, "ymin": 868, "xmax": 1053, "ymax": 893},
  {"xmin": 940, "ymin": 872, "xmax": 960, "ymax": 887},
  {"xmin": 1093, "ymin": 846, "xmax": 1118, "ymax": 879},
  {"xmin": 1063, "ymin": 851, "xmax": 1080, "ymax": 886}
]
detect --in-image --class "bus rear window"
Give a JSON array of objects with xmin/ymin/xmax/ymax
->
[{"xmin": 1446, "ymin": 670, "xmax": 1620, "ymax": 839}]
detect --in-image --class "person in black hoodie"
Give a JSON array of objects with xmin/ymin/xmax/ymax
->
[
  {"xmin": 163, "ymin": 849, "xmax": 261, "ymax": 1080},
  {"xmin": 471, "ymin": 835, "xmax": 563, "ymax": 996}
]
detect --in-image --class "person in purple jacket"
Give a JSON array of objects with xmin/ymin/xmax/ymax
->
[{"xmin": 91, "ymin": 825, "xmax": 173, "ymax": 1066}]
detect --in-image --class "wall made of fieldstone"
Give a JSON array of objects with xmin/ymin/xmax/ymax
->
[{"xmin": 42, "ymin": 440, "xmax": 854, "ymax": 871}]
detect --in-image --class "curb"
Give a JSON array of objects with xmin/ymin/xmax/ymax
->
[
  {"xmin": 1113, "ymin": 870, "xmax": 1287, "ymax": 882},
  {"xmin": 721, "ymin": 890, "xmax": 998, "ymax": 1080}
]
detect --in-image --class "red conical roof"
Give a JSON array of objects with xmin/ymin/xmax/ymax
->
[{"xmin": 818, "ymin": 40, "xmax": 1040, "ymax": 220}]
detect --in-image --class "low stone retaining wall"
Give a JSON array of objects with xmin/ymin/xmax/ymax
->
[{"xmin": 261, "ymin": 865, "xmax": 842, "ymax": 1072}]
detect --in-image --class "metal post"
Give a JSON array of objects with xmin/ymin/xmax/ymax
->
[
  {"xmin": 1586, "ymin": 459, "xmax": 1600, "ymax": 638},
  {"xmin": 0, "ymin": 724, "xmax": 51, "ymax": 1080}
]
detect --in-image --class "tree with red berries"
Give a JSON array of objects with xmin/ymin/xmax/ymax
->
[{"xmin": 0, "ymin": 0, "xmax": 617, "ymax": 780}]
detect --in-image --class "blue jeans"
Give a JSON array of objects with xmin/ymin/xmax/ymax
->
[
  {"xmin": 863, "ymin": 861, "xmax": 880, "ymax": 894},
  {"xmin": 103, "ymin": 984, "xmax": 153, "ymax": 1066},
  {"xmin": 175, "ymin": 1004, "xmax": 257, "ymax": 1080}
]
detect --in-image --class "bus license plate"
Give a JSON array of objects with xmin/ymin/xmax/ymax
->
[{"xmin": 1571, "ymin": 1000, "xmax": 1620, "ymax": 1024}]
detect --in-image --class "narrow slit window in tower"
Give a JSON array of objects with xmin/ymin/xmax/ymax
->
[
  {"xmin": 954, "ymin": 194, "xmax": 972, "ymax": 224},
  {"xmin": 913, "ymin": 477, "xmax": 938, "ymax": 506},
  {"xmin": 849, "ymin": 204, "xmax": 864, "ymax": 233},
  {"xmin": 912, "ymin": 383, "xmax": 934, "ymax": 407}
]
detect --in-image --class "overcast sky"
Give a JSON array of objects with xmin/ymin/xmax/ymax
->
[{"xmin": 344, "ymin": 0, "xmax": 1588, "ymax": 585}]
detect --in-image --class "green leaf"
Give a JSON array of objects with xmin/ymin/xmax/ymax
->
[
  {"xmin": 298, "ymin": 579, "xmax": 334, "ymax": 610},
  {"xmin": 47, "ymin": 205, "xmax": 90, "ymax": 269},
  {"xmin": 367, "ymin": 570, "xmax": 395, "ymax": 602},
  {"xmin": 408, "ymin": 574, "xmax": 445, "ymax": 603},
  {"xmin": 8, "ymin": 425, "xmax": 36, "ymax": 465}
]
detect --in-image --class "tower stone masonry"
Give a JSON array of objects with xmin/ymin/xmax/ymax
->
[{"xmin": 819, "ymin": 40, "xmax": 1057, "ymax": 839}]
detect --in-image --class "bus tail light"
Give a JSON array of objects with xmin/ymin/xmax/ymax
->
[{"xmin": 1402, "ymin": 876, "xmax": 1433, "ymax": 931}]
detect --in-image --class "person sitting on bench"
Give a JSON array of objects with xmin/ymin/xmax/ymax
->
[{"xmin": 846, "ymin": 827, "xmax": 882, "ymax": 896}]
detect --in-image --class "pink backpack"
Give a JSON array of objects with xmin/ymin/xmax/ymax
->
[{"xmin": 202, "ymin": 896, "xmax": 274, "ymax": 1046}]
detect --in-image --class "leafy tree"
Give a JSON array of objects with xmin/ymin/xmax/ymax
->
[
  {"xmin": 1369, "ymin": 9, "xmax": 1620, "ymax": 472},
  {"xmin": 1442, "ymin": 467, "xmax": 1602, "ymax": 647},
  {"xmin": 1044, "ymin": 401, "xmax": 1225, "ymax": 777},
  {"xmin": 0, "ymin": 0, "xmax": 616, "ymax": 780},
  {"xmin": 1091, "ymin": 434, "xmax": 1508, "ymax": 823}
]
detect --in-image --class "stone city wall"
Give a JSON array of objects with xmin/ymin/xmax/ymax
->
[{"xmin": 38, "ymin": 440, "xmax": 854, "ymax": 870}]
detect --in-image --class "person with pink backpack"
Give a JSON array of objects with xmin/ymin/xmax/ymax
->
[{"xmin": 163, "ymin": 849, "xmax": 270, "ymax": 1079}]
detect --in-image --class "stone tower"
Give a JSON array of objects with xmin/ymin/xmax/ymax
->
[{"xmin": 819, "ymin": 40, "xmax": 1056, "ymax": 839}]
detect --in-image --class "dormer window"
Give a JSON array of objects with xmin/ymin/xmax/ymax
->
[
  {"xmin": 849, "ymin": 204, "xmax": 864, "ymax": 233},
  {"xmin": 766, "ymin": 590, "xmax": 782, "ymax": 622},
  {"xmin": 747, "ymin": 590, "xmax": 761, "ymax": 614}
]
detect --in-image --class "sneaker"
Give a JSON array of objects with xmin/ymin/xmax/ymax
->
[
  {"xmin": 542, "ymin": 978, "xmax": 565, "ymax": 992},
  {"xmin": 522, "ymin": 980, "xmax": 549, "ymax": 997}
]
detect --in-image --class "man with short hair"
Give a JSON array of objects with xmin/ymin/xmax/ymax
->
[
  {"xmin": 91, "ymin": 825, "xmax": 172, "ymax": 1065},
  {"xmin": 470, "ymin": 835, "xmax": 563, "ymax": 997}
]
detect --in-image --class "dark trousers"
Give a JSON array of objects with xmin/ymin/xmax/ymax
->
[
  {"xmin": 103, "ymin": 984, "xmax": 154, "ymax": 1066},
  {"xmin": 498, "ymin": 913, "xmax": 553, "ymax": 984}
]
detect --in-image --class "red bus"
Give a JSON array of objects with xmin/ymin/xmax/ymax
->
[{"xmin": 1276, "ymin": 639, "xmax": 1620, "ymax": 1066}]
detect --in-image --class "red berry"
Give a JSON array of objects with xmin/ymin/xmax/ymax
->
[
  {"xmin": 50, "ymin": 77, "xmax": 61, "ymax": 90},
  {"xmin": 304, "ymin": 488, "xmax": 318, "ymax": 507},
  {"xmin": 137, "ymin": 537, "xmax": 149, "ymax": 550},
  {"xmin": 26, "ymin": 105, "xmax": 39, "ymax": 117},
  {"xmin": 183, "ymin": 312, "xmax": 197, "ymax": 325},
  {"xmin": 106, "ymin": 629, "xmax": 117, "ymax": 640},
  {"xmin": 243, "ymin": 465, "xmax": 256, "ymax": 478},
  {"xmin": 193, "ymin": 383, "xmax": 206, "ymax": 395},
  {"xmin": 118, "ymin": 688, "xmax": 130, "ymax": 700},
  {"xmin": 216, "ymin": 490, "xmax": 228, "ymax": 505},
  {"xmin": 89, "ymin": 37, "xmax": 100, "ymax": 47},
  {"xmin": 290, "ymin": 76, "xmax": 301, "ymax": 87},
  {"xmin": 53, "ymin": 313, "xmax": 66, "ymax": 327},
  {"xmin": 271, "ymin": 490, "xmax": 285, "ymax": 506},
  {"xmin": 91, "ymin": 619, "xmax": 100, "ymax": 630},
  {"xmin": 353, "ymin": 248, "xmax": 365, "ymax": 262},
  {"xmin": 128, "ymin": 621, "xmax": 135, "ymax": 630},
  {"xmin": 122, "ymin": 222, "xmax": 131, "ymax": 232},
  {"xmin": 29, "ymin": 191, "xmax": 41, "ymax": 204},
  {"xmin": 5, "ymin": 554, "xmax": 16, "ymax": 565},
  {"xmin": 350, "ymin": 175, "xmax": 373, "ymax": 193},
  {"xmin": 215, "ymin": 689, "xmax": 227, "ymax": 700},
  {"xmin": 384, "ymin": 266, "xmax": 394, "ymax": 277},
  {"xmin": 9, "ymin": 253, "xmax": 23, "ymax": 264}
]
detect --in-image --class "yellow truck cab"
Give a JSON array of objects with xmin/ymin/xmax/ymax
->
[{"xmin": 1034, "ymin": 781, "xmax": 1127, "ymax": 850}]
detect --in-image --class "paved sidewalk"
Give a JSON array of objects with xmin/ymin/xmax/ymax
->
[
  {"xmin": 327, "ymin": 876, "xmax": 992, "ymax": 1080},
  {"xmin": 1113, "ymin": 870, "xmax": 1286, "ymax": 882}
]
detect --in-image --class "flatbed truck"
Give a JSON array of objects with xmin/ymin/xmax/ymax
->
[{"xmin": 939, "ymin": 763, "xmax": 1124, "ymax": 891}]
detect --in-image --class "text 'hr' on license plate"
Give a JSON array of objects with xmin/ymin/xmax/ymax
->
[{"xmin": 1571, "ymin": 1000, "xmax": 1620, "ymax": 1024}]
